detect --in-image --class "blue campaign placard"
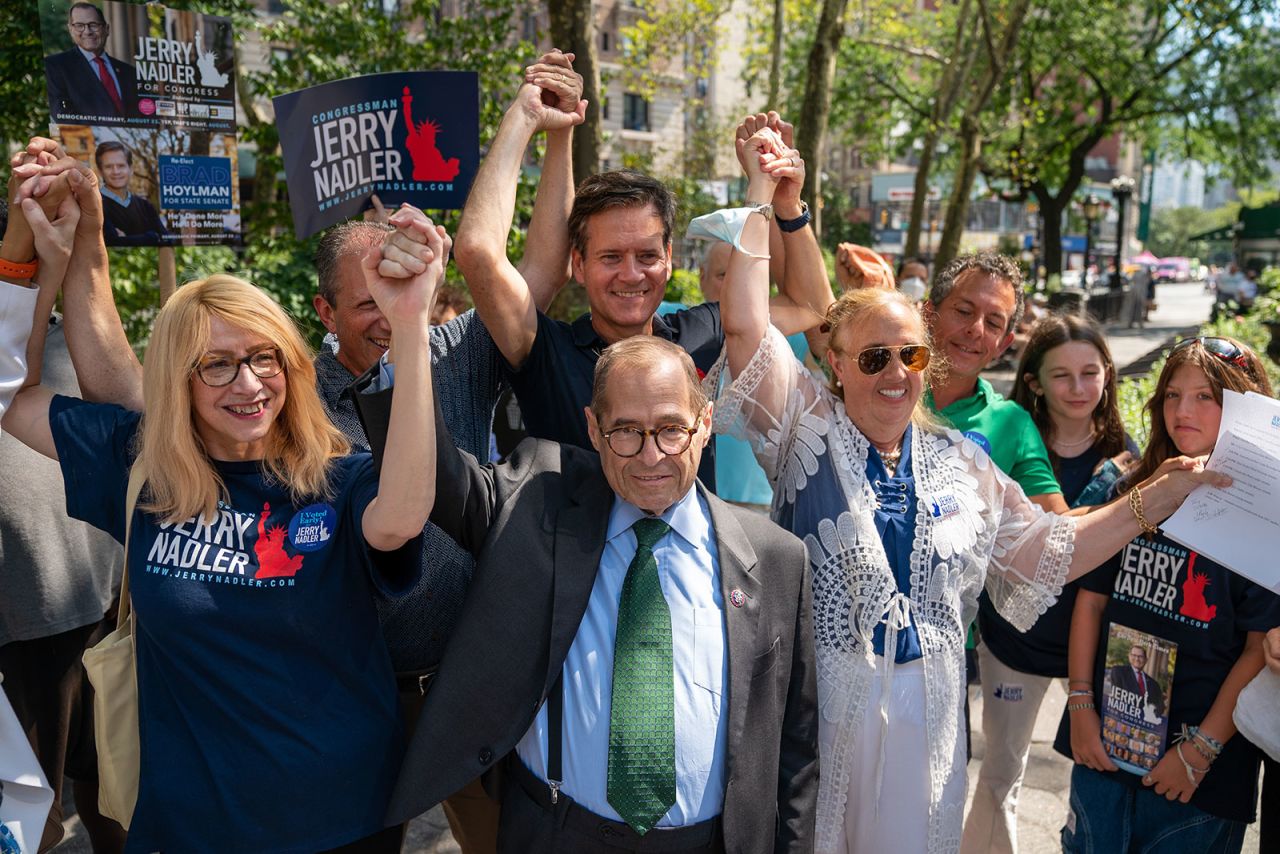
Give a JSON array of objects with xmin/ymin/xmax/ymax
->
[
  {"xmin": 159, "ymin": 154, "xmax": 233, "ymax": 209},
  {"xmin": 273, "ymin": 71, "xmax": 479, "ymax": 239}
]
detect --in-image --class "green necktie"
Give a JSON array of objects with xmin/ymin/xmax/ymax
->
[{"xmin": 607, "ymin": 517, "xmax": 676, "ymax": 835}]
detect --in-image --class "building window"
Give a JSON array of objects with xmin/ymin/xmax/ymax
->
[
  {"xmin": 622, "ymin": 93, "xmax": 649, "ymax": 132},
  {"xmin": 601, "ymin": 31, "xmax": 610, "ymax": 52},
  {"xmin": 522, "ymin": 12, "xmax": 537, "ymax": 42},
  {"xmin": 602, "ymin": 98, "xmax": 610, "ymax": 120}
]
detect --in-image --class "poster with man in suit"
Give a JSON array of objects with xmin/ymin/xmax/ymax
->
[{"xmin": 44, "ymin": 1, "xmax": 139, "ymax": 123}]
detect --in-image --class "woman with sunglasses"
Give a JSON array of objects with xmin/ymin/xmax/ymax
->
[
  {"xmin": 962, "ymin": 314, "xmax": 1139, "ymax": 853},
  {"xmin": 711, "ymin": 126, "xmax": 1230, "ymax": 854},
  {"xmin": 1056, "ymin": 336, "xmax": 1280, "ymax": 853},
  {"xmin": 2, "ymin": 194, "xmax": 444, "ymax": 852}
]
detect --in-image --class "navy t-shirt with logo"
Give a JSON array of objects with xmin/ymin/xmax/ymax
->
[
  {"xmin": 50, "ymin": 396, "xmax": 423, "ymax": 853},
  {"xmin": 1053, "ymin": 529, "xmax": 1280, "ymax": 822}
]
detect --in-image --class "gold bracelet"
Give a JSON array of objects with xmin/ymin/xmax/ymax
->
[
  {"xmin": 1128, "ymin": 486, "xmax": 1158, "ymax": 538},
  {"xmin": 1066, "ymin": 701, "xmax": 1096, "ymax": 712}
]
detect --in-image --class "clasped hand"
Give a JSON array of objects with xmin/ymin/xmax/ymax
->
[{"xmin": 361, "ymin": 204, "xmax": 450, "ymax": 327}]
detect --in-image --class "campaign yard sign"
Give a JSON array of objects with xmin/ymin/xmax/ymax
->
[
  {"xmin": 274, "ymin": 71, "xmax": 479, "ymax": 239},
  {"xmin": 41, "ymin": 0, "xmax": 241, "ymax": 247}
]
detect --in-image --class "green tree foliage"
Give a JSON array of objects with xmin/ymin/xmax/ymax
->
[
  {"xmin": 981, "ymin": 0, "xmax": 1280, "ymax": 278},
  {"xmin": 6, "ymin": 0, "xmax": 544, "ymax": 347}
]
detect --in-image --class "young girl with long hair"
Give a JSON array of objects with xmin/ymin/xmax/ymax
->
[
  {"xmin": 963, "ymin": 313, "xmax": 1140, "ymax": 854},
  {"xmin": 1056, "ymin": 336, "xmax": 1280, "ymax": 852}
]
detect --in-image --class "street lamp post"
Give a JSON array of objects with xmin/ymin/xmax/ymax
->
[
  {"xmin": 1110, "ymin": 176, "xmax": 1136, "ymax": 290},
  {"xmin": 1080, "ymin": 194, "xmax": 1102, "ymax": 317}
]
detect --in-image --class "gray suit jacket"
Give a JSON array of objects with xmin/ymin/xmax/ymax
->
[{"xmin": 386, "ymin": 407, "xmax": 818, "ymax": 852}]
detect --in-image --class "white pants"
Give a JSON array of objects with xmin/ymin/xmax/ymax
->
[
  {"xmin": 822, "ymin": 658, "xmax": 965, "ymax": 853},
  {"xmin": 959, "ymin": 642, "xmax": 1057, "ymax": 854}
]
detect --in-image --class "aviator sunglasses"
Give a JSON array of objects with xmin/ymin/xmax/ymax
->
[
  {"xmin": 1171, "ymin": 336, "xmax": 1253, "ymax": 373},
  {"xmin": 852, "ymin": 344, "xmax": 932, "ymax": 376}
]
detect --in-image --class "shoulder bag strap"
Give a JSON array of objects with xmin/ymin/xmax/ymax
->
[{"xmin": 117, "ymin": 465, "xmax": 147, "ymax": 631}]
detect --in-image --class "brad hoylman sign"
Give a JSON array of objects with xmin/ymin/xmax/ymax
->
[{"xmin": 274, "ymin": 71, "xmax": 479, "ymax": 239}]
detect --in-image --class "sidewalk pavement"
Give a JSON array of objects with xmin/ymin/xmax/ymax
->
[{"xmin": 56, "ymin": 283, "xmax": 1260, "ymax": 853}]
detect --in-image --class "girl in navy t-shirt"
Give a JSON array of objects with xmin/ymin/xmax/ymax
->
[
  {"xmin": 1056, "ymin": 337, "xmax": 1280, "ymax": 853},
  {"xmin": 3, "ymin": 208, "xmax": 448, "ymax": 852},
  {"xmin": 965, "ymin": 314, "xmax": 1139, "ymax": 854}
]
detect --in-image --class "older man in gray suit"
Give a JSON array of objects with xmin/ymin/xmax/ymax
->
[{"xmin": 361, "ymin": 217, "xmax": 817, "ymax": 851}]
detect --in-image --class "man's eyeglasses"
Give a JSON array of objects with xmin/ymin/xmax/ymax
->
[
  {"xmin": 602, "ymin": 424, "xmax": 699, "ymax": 458},
  {"xmin": 1171, "ymin": 337, "xmax": 1252, "ymax": 373},
  {"xmin": 70, "ymin": 22, "xmax": 105, "ymax": 32},
  {"xmin": 194, "ymin": 349, "xmax": 284, "ymax": 387},
  {"xmin": 851, "ymin": 344, "xmax": 932, "ymax": 376}
]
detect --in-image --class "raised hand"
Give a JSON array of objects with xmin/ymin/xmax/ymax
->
[
  {"xmin": 22, "ymin": 180, "xmax": 81, "ymax": 282},
  {"xmin": 362, "ymin": 204, "xmax": 450, "ymax": 328},
  {"xmin": 524, "ymin": 49, "xmax": 583, "ymax": 115},
  {"xmin": 735, "ymin": 125, "xmax": 785, "ymax": 196}
]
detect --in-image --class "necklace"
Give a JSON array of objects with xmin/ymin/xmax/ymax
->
[
  {"xmin": 1053, "ymin": 430, "xmax": 1097, "ymax": 454},
  {"xmin": 876, "ymin": 443, "xmax": 903, "ymax": 472}
]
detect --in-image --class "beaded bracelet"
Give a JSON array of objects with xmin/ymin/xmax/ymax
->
[{"xmin": 1067, "ymin": 689, "xmax": 1094, "ymax": 698}]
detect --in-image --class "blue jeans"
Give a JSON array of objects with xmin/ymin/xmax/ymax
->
[{"xmin": 1062, "ymin": 765, "xmax": 1246, "ymax": 853}]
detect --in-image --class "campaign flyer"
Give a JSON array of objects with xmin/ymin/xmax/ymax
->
[
  {"xmin": 58, "ymin": 124, "xmax": 240, "ymax": 247},
  {"xmin": 273, "ymin": 71, "xmax": 478, "ymax": 239},
  {"xmin": 40, "ymin": 0, "xmax": 236, "ymax": 131},
  {"xmin": 1099, "ymin": 623, "xmax": 1176, "ymax": 775}
]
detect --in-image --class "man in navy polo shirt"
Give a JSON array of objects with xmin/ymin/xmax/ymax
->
[{"xmin": 452, "ymin": 53, "xmax": 833, "ymax": 490}]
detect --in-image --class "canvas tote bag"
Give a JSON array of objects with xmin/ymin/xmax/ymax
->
[{"xmin": 81, "ymin": 466, "xmax": 146, "ymax": 829}]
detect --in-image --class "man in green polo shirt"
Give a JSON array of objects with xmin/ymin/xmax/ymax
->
[{"xmin": 923, "ymin": 251, "xmax": 1066, "ymax": 511}]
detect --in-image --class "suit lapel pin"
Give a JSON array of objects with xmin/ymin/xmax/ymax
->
[{"xmin": 729, "ymin": 588, "xmax": 746, "ymax": 608}]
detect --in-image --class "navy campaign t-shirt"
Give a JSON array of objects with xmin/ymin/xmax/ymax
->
[
  {"xmin": 980, "ymin": 436, "xmax": 1140, "ymax": 677},
  {"xmin": 1052, "ymin": 529, "xmax": 1280, "ymax": 822},
  {"xmin": 49, "ymin": 396, "xmax": 423, "ymax": 853}
]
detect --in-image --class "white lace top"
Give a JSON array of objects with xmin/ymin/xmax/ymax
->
[{"xmin": 707, "ymin": 327, "xmax": 1077, "ymax": 853}]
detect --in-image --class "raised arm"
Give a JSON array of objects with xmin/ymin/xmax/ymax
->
[
  {"xmin": 515, "ymin": 51, "xmax": 581, "ymax": 312},
  {"xmin": 452, "ymin": 54, "xmax": 585, "ymax": 369},
  {"xmin": 359, "ymin": 205, "xmax": 443, "ymax": 552},
  {"xmin": 722, "ymin": 128, "xmax": 783, "ymax": 380},
  {"xmin": 739, "ymin": 113, "xmax": 832, "ymax": 339},
  {"xmin": 15, "ymin": 156, "xmax": 144, "ymax": 409},
  {"xmin": 1, "ymin": 168, "xmax": 82, "ymax": 456}
]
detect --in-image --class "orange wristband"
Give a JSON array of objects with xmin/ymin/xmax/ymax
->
[{"xmin": 0, "ymin": 257, "xmax": 39, "ymax": 280}]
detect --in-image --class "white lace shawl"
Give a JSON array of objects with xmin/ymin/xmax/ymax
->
[{"xmin": 705, "ymin": 326, "xmax": 1076, "ymax": 853}]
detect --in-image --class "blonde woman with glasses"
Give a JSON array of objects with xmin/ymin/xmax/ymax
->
[{"xmin": 2, "ymin": 190, "xmax": 444, "ymax": 853}]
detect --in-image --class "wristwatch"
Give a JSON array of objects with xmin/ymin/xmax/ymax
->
[
  {"xmin": 744, "ymin": 202, "xmax": 774, "ymax": 221},
  {"xmin": 777, "ymin": 201, "xmax": 811, "ymax": 233}
]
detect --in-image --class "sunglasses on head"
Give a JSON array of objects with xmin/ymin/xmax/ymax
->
[
  {"xmin": 853, "ymin": 344, "xmax": 932, "ymax": 376},
  {"xmin": 1171, "ymin": 337, "xmax": 1252, "ymax": 372}
]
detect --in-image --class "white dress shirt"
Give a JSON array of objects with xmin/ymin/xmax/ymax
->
[{"xmin": 516, "ymin": 484, "xmax": 730, "ymax": 825}]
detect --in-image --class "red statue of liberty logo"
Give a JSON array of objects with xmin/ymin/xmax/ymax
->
[
  {"xmin": 1178, "ymin": 557, "xmax": 1217, "ymax": 622},
  {"xmin": 254, "ymin": 502, "xmax": 305, "ymax": 579},
  {"xmin": 402, "ymin": 86, "xmax": 460, "ymax": 182}
]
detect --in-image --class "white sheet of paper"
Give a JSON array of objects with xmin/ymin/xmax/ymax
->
[
  {"xmin": 0, "ymin": 685, "xmax": 55, "ymax": 854},
  {"xmin": 1162, "ymin": 390, "xmax": 1280, "ymax": 593}
]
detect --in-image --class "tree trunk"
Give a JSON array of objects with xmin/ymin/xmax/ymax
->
[
  {"xmin": 766, "ymin": 0, "xmax": 784, "ymax": 107},
  {"xmin": 549, "ymin": 0, "xmax": 601, "ymax": 182},
  {"xmin": 904, "ymin": 129, "xmax": 938, "ymax": 258},
  {"xmin": 1040, "ymin": 196, "xmax": 1064, "ymax": 281},
  {"xmin": 795, "ymin": 0, "xmax": 850, "ymax": 237},
  {"xmin": 934, "ymin": 119, "xmax": 981, "ymax": 269}
]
